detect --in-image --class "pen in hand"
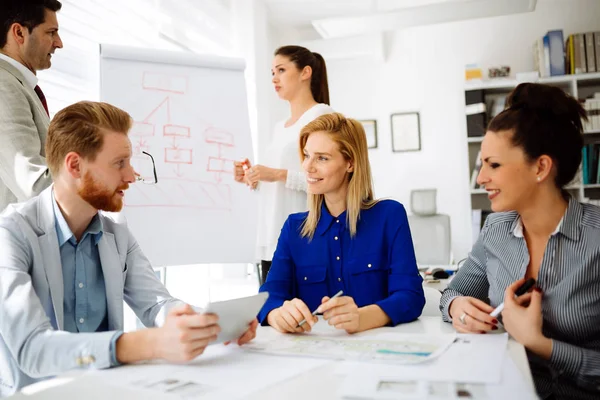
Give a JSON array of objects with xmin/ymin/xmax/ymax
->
[
  {"xmin": 241, "ymin": 160, "xmax": 258, "ymax": 191},
  {"xmin": 297, "ymin": 290, "xmax": 344, "ymax": 327},
  {"xmin": 490, "ymin": 278, "xmax": 536, "ymax": 318}
]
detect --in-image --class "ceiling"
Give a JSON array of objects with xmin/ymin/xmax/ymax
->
[{"xmin": 265, "ymin": 0, "xmax": 538, "ymax": 39}]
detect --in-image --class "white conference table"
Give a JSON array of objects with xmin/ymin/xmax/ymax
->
[{"xmin": 13, "ymin": 317, "xmax": 535, "ymax": 400}]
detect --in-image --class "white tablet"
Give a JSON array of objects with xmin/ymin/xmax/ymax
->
[{"xmin": 196, "ymin": 292, "xmax": 269, "ymax": 344}]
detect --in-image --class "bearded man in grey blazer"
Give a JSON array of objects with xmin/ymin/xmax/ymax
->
[
  {"xmin": 0, "ymin": 101, "xmax": 259, "ymax": 397},
  {"xmin": 0, "ymin": 0, "xmax": 64, "ymax": 211}
]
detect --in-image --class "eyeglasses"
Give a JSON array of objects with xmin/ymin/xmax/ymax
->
[{"xmin": 135, "ymin": 151, "xmax": 158, "ymax": 184}]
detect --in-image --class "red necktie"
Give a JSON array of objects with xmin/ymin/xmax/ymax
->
[{"xmin": 34, "ymin": 85, "xmax": 49, "ymax": 116}]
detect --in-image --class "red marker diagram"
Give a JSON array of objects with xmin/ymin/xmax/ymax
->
[{"xmin": 125, "ymin": 71, "xmax": 239, "ymax": 211}]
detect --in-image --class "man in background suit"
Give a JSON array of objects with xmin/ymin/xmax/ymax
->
[
  {"xmin": 0, "ymin": 0, "xmax": 64, "ymax": 211},
  {"xmin": 0, "ymin": 101, "xmax": 259, "ymax": 397}
]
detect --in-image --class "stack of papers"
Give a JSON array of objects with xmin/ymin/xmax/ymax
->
[{"xmin": 338, "ymin": 333, "xmax": 538, "ymax": 399}]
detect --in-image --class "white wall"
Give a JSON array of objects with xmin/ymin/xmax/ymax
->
[{"xmin": 266, "ymin": 0, "xmax": 600, "ymax": 260}]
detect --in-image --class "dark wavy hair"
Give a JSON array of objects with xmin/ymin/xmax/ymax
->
[
  {"xmin": 275, "ymin": 45, "xmax": 330, "ymax": 105},
  {"xmin": 487, "ymin": 83, "xmax": 587, "ymax": 189}
]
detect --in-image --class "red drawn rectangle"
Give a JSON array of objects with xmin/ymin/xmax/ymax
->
[
  {"xmin": 204, "ymin": 127, "xmax": 234, "ymax": 146},
  {"xmin": 132, "ymin": 122, "xmax": 154, "ymax": 137},
  {"xmin": 165, "ymin": 148, "xmax": 193, "ymax": 164},
  {"xmin": 164, "ymin": 124, "xmax": 191, "ymax": 138}
]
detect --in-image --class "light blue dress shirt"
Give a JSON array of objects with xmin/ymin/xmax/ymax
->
[{"xmin": 52, "ymin": 194, "xmax": 122, "ymax": 365}]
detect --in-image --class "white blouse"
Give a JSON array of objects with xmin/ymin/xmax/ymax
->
[{"xmin": 256, "ymin": 103, "xmax": 334, "ymax": 261}]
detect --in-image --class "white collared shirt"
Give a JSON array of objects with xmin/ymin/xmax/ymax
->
[
  {"xmin": 512, "ymin": 215, "xmax": 563, "ymax": 238},
  {"xmin": 0, "ymin": 52, "xmax": 38, "ymax": 89}
]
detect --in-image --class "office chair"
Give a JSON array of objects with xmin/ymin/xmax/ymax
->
[
  {"xmin": 407, "ymin": 189, "xmax": 452, "ymax": 265},
  {"xmin": 421, "ymin": 286, "xmax": 443, "ymax": 316}
]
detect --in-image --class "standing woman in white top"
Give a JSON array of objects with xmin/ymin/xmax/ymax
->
[{"xmin": 234, "ymin": 45, "xmax": 334, "ymax": 283}]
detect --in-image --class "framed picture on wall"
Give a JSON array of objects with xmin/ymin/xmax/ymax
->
[
  {"xmin": 359, "ymin": 119, "xmax": 378, "ymax": 149},
  {"xmin": 391, "ymin": 112, "xmax": 421, "ymax": 152}
]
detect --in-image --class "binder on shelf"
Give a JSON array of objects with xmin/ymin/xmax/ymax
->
[
  {"xmin": 566, "ymin": 35, "xmax": 574, "ymax": 74},
  {"xmin": 547, "ymin": 30, "xmax": 565, "ymax": 76},
  {"xmin": 543, "ymin": 35, "xmax": 551, "ymax": 76},
  {"xmin": 595, "ymin": 32, "xmax": 600, "ymax": 75},
  {"xmin": 596, "ymin": 150, "xmax": 600, "ymax": 184},
  {"xmin": 583, "ymin": 146, "xmax": 589, "ymax": 185},
  {"xmin": 465, "ymin": 90, "xmax": 486, "ymax": 137},
  {"xmin": 587, "ymin": 144, "xmax": 598, "ymax": 185},
  {"xmin": 585, "ymin": 32, "xmax": 596, "ymax": 72},
  {"xmin": 576, "ymin": 33, "xmax": 587, "ymax": 74},
  {"xmin": 568, "ymin": 33, "xmax": 587, "ymax": 74}
]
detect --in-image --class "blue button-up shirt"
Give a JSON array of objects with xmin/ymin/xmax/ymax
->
[
  {"xmin": 52, "ymin": 195, "xmax": 108, "ymax": 333},
  {"xmin": 258, "ymin": 200, "xmax": 425, "ymax": 326}
]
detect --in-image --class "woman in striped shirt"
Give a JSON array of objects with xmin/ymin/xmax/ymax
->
[{"xmin": 440, "ymin": 83, "xmax": 600, "ymax": 399}]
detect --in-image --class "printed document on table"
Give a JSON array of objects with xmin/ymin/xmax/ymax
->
[
  {"xmin": 244, "ymin": 332, "xmax": 456, "ymax": 364},
  {"xmin": 337, "ymin": 333, "xmax": 508, "ymax": 385},
  {"xmin": 338, "ymin": 350, "xmax": 537, "ymax": 400},
  {"xmin": 87, "ymin": 344, "xmax": 331, "ymax": 399}
]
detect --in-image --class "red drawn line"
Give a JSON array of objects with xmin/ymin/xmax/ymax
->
[
  {"xmin": 141, "ymin": 87, "xmax": 185, "ymax": 95},
  {"xmin": 167, "ymin": 95, "xmax": 171, "ymax": 123},
  {"xmin": 142, "ymin": 97, "xmax": 170, "ymax": 123},
  {"xmin": 199, "ymin": 185, "xmax": 217, "ymax": 207},
  {"xmin": 176, "ymin": 183, "xmax": 196, "ymax": 203}
]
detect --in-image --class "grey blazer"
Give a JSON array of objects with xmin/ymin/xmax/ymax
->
[
  {"xmin": 0, "ymin": 58, "xmax": 52, "ymax": 212},
  {"xmin": 0, "ymin": 187, "xmax": 180, "ymax": 397}
]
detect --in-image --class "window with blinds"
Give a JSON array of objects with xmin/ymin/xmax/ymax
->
[{"xmin": 38, "ymin": 0, "xmax": 234, "ymax": 116}]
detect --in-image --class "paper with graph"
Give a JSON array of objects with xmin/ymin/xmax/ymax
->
[{"xmin": 244, "ymin": 332, "xmax": 456, "ymax": 364}]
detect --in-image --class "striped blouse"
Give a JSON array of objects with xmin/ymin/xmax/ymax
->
[{"xmin": 440, "ymin": 197, "xmax": 600, "ymax": 400}]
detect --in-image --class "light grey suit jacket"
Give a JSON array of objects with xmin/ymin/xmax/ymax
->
[
  {"xmin": 0, "ymin": 187, "xmax": 180, "ymax": 397},
  {"xmin": 0, "ymin": 58, "xmax": 52, "ymax": 213}
]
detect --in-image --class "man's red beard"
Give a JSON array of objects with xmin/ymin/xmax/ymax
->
[{"xmin": 78, "ymin": 171, "xmax": 129, "ymax": 212}]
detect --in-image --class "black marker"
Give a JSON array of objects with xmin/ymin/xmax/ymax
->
[{"xmin": 490, "ymin": 278, "xmax": 536, "ymax": 317}]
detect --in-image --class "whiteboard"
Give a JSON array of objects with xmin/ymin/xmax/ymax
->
[{"xmin": 100, "ymin": 44, "xmax": 257, "ymax": 266}]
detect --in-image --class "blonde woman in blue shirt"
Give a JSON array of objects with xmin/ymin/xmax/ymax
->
[{"xmin": 257, "ymin": 113, "xmax": 425, "ymax": 334}]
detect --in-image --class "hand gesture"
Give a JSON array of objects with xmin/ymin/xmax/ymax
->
[
  {"xmin": 501, "ymin": 279, "xmax": 545, "ymax": 348},
  {"xmin": 319, "ymin": 296, "xmax": 360, "ymax": 333},
  {"xmin": 448, "ymin": 296, "xmax": 498, "ymax": 334},
  {"xmin": 266, "ymin": 298, "xmax": 318, "ymax": 333},
  {"xmin": 226, "ymin": 319, "xmax": 259, "ymax": 346},
  {"xmin": 155, "ymin": 303, "xmax": 220, "ymax": 362},
  {"xmin": 244, "ymin": 165, "xmax": 281, "ymax": 187},
  {"xmin": 233, "ymin": 158, "xmax": 251, "ymax": 184}
]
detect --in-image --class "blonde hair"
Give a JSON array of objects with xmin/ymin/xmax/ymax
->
[
  {"xmin": 299, "ymin": 112, "xmax": 377, "ymax": 239},
  {"xmin": 46, "ymin": 101, "xmax": 132, "ymax": 176}
]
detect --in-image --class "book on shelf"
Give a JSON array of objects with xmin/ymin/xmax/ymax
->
[
  {"xmin": 548, "ymin": 30, "xmax": 566, "ymax": 76},
  {"xmin": 581, "ymin": 144, "xmax": 600, "ymax": 185},
  {"xmin": 583, "ymin": 95, "xmax": 600, "ymax": 132},
  {"xmin": 585, "ymin": 32, "xmax": 596, "ymax": 73},
  {"xmin": 533, "ymin": 37, "xmax": 550, "ymax": 78},
  {"xmin": 596, "ymin": 32, "xmax": 600, "ymax": 74},
  {"xmin": 565, "ymin": 31, "xmax": 599, "ymax": 74}
]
